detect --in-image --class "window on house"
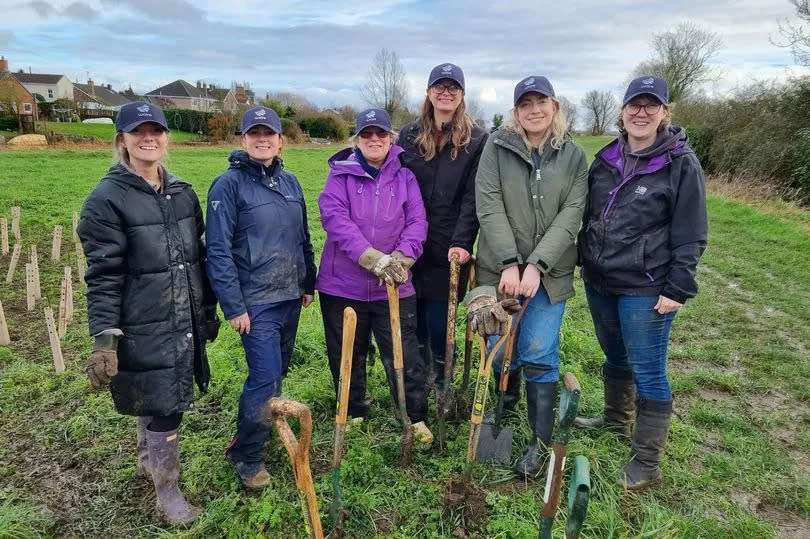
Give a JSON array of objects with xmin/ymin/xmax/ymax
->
[
  {"xmin": 23, "ymin": 103, "xmax": 32, "ymax": 113},
  {"xmin": 48, "ymin": 89, "xmax": 54, "ymax": 98}
]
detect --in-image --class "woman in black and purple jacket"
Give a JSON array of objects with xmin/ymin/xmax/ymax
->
[{"xmin": 575, "ymin": 76, "xmax": 708, "ymax": 491}]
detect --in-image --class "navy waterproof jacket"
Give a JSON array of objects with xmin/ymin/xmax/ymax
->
[
  {"xmin": 578, "ymin": 127, "xmax": 708, "ymax": 304},
  {"xmin": 206, "ymin": 150, "xmax": 316, "ymax": 319}
]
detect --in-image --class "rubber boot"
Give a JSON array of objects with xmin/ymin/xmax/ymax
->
[
  {"xmin": 574, "ymin": 365, "xmax": 636, "ymax": 436},
  {"xmin": 494, "ymin": 369, "xmax": 522, "ymax": 418},
  {"xmin": 513, "ymin": 381, "xmax": 557, "ymax": 479},
  {"xmin": 619, "ymin": 398, "xmax": 673, "ymax": 491},
  {"xmin": 135, "ymin": 416, "xmax": 151, "ymax": 477},
  {"xmin": 146, "ymin": 428, "xmax": 202, "ymax": 525}
]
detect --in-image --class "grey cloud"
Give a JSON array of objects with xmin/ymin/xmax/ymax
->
[
  {"xmin": 100, "ymin": 0, "xmax": 206, "ymax": 23},
  {"xmin": 21, "ymin": 1, "xmax": 98, "ymax": 19}
]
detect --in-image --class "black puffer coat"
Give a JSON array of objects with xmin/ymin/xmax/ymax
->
[
  {"xmin": 78, "ymin": 162, "xmax": 217, "ymax": 417},
  {"xmin": 397, "ymin": 121, "xmax": 488, "ymax": 300}
]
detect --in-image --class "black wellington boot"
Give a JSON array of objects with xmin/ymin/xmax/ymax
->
[
  {"xmin": 513, "ymin": 381, "xmax": 557, "ymax": 479},
  {"xmin": 618, "ymin": 398, "xmax": 673, "ymax": 491},
  {"xmin": 492, "ymin": 368, "xmax": 522, "ymax": 418},
  {"xmin": 574, "ymin": 365, "xmax": 636, "ymax": 437}
]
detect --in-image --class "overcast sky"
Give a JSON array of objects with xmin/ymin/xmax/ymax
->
[{"xmin": 2, "ymin": 0, "xmax": 808, "ymax": 122}]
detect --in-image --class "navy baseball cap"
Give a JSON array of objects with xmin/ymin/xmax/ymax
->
[
  {"xmin": 428, "ymin": 63, "xmax": 465, "ymax": 90},
  {"xmin": 241, "ymin": 106, "xmax": 282, "ymax": 135},
  {"xmin": 624, "ymin": 75, "xmax": 669, "ymax": 105},
  {"xmin": 513, "ymin": 75, "xmax": 555, "ymax": 105},
  {"xmin": 115, "ymin": 101, "xmax": 168, "ymax": 132},
  {"xmin": 356, "ymin": 108, "xmax": 393, "ymax": 134}
]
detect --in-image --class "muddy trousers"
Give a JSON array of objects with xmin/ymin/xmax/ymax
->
[{"xmin": 320, "ymin": 292, "xmax": 428, "ymax": 423}]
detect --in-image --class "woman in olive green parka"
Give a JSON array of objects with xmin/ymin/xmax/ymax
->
[{"xmin": 467, "ymin": 75, "xmax": 587, "ymax": 478}]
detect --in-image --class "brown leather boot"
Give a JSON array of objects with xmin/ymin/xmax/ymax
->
[
  {"xmin": 135, "ymin": 416, "xmax": 151, "ymax": 477},
  {"xmin": 145, "ymin": 428, "xmax": 202, "ymax": 525},
  {"xmin": 574, "ymin": 365, "xmax": 635, "ymax": 437},
  {"xmin": 618, "ymin": 398, "xmax": 673, "ymax": 491}
]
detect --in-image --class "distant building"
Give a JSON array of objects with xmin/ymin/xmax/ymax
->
[
  {"xmin": 12, "ymin": 70, "xmax": 73, "ymax": 102},
  {"xmin": 74, "ymin": 79, "xmax": 133, "ymax": 117},
  {"xmin": 0, "ymin": 56, "xmax": 38, "ymax": 133},
  {"xmin": 208, "ymin": 84, "xmax": 255, "ymax": 112},
  {"xmin": 145, "ymin": 80, "xmax": 218, "ymax": 111}
]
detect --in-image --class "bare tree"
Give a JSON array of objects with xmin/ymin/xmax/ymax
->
[
  {"xmin": 558, "ymin": 96, "xmax": 578, "ymax": 134},
  {"xmin": 361, "ymin": 48, "xmax": 408, "ymax": 117},
  {"xmin": 632, "ymin": 23, "xmax": 722, "ymax": 102},
  {"xmin": 465, "ymin": 97, "xmax": 487, "ymax": 128},
  {"xmin": 581, "ymin": 90, "xmax": 617, "ymax": 136},
  {"xmin": 772, "ymin": 0, "xmax": 810, "ymax": 66}
]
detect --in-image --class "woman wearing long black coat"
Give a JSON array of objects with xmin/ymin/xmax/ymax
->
[{"xmin": 79, "ymin": 101, "xmax": 219, "ymax": 525}]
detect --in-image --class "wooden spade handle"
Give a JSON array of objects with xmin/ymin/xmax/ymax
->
[
  {"xmin": 444, "ymin": 254, "xmax": 461, "ymax": 376},
  {"xmin": 337, "ymin": 307, "xmax": 356, "ymax": 425},
  {"xmin": 498, "ymin": 297, "xmax": 531, "ymax": 392},
  {"xmin": 385, "ymin": 283, "xmax": 403, "ymax": 371},
  {"xmin": 563, "ymin": 372, "xmax": 581, "ymax": 393}
]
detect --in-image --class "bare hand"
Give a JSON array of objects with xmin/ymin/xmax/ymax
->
[
  {"xmin": 302, "ymin": 294, "xmax": 314, "ymax": 308},
  {"xmin": 654, "ymin": 295, "xmax": 683, "ymax": 314},
  {"xmin": 519, "ymin": 264, "xmax": 542, "ymax": 298},
  {"xmin": 229, "ymin": 312, "xmax": 251, "ymax": 335},
  {"xmin": 498, "ymin": 266, "xmax": 521, "ymax": 297},
  {"xmin": 448, "ymin": 247, "xmax": 470, "ymax": 264}
]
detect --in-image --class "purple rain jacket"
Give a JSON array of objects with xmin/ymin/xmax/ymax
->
[
  {"xmin": 578, "ymin": 126, "xmax": 708, "ymax": 304},
  {"xmin": 315, "ymin": 145, "xmax": 428, "ymax": 302}
]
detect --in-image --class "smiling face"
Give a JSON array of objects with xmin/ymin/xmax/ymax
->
[
  {"xmin": 356, "ymin": 127, "xmax": 392, "ymax": 168},
  {"xmin": 428, "ymin": 77, "xmax": 464, "ymax": 115},
  {"xmin": 516, "ymin": 92, "xmax": 557, "ymax": 138},
  {"xmin": 622, "ymin": 95, "xmax": 666, "ymax": 147},
  {"xmin": 241, "ymin": 125, "xmax": 281, "ymax": 164},
  {"xmin": 120, "ymin": 123, "xmax": 168, "ymax": 166}
]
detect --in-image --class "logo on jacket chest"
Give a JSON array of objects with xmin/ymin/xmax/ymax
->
[{"xmin": 634, "ymin": 185, "xmax": 648, "ymax": 196}]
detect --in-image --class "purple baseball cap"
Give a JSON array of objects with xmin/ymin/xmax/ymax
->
[
  {"xmin": 428, "ymin": 63, "xmax": 465, "ymax": 90},
  {"xmin": 356, "ymin": 108, "xmax": 393, "ymax": 134},
  {"xmin": 241, "ymin": 106, "xmax": 282, "ymax": 135},
  {"xmin": 513, "ymin": 75, "xmax": 555, "ymax": 105},
  {"xmin": 115, "ymin": 101, "xmax": 168, "ymax": 132},
  {"xmin": 624, "ymin": 75, "xmax": 669, "ymax": 105}
]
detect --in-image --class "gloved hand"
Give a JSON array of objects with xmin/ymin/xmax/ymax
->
[
  {"xmin": 383, "ymin": 251, "xmax": 414, "ymax": 284},
  {"xmin": 467, "ymin": 294, "xmax": 521, "ymax": 337},
  {"xmin": 87, "ymin": 333, "xmax": 119, "ymax": 389},
  {"xmin": 359, "ymin": 247, "xmax": 403, "ymax": 285},
  {"xmin": 206, "ymin": 317, "xmax": 221, "ymax": 342}
]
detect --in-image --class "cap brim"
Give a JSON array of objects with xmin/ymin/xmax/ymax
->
[
  {"xmin": 514, "ymin": 89, "xmax": 553, "ymax": 105},
  {"xmin": 241, "ymin": 122, "xmax": 281, "ymax": 135},
  {"xmin": 623, "ymin": 91, "xmax": 668, "ymax": 106},
  {"xmin": 428, "ymin": 75, "xmax": 465, "ymax": 90},
  {"xmin": 358, "ymin": 122, "xmax": 394, "ymax": 133},
  {"xmin": 118, "ymin": 119, "xmax": 169, "ymax": 133}
]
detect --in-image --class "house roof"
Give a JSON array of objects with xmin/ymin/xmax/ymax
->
[
  {"xmin": 0, "ymin": 72, "xmax": 35, "ymax": 102},
  {"xmin": 207, "ymin": 87, "xmax": 230, "ymax": 101},
  {"xmin": 12, "ymin": 73, "xmax": 66, "ymax": 84},
  {"xmin": 146, "ymin": 79, "xmax": 216, "ymax": 99},
  {"xmin": 74, "ymin": 83, "xmax": 133, "ymax": 107}
]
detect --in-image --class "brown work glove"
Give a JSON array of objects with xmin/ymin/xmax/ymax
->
[
  {"xmin": 383, "ymin": 251, "xmax": 414, "ymax": 285},
  {"xmin": 359, "ymin": 247, "xmax": 407, "ymax": 285},
  {"xmin": 467, "ymin": 294, "xmax": 521, "ymax": 337},
  {"xmin": 87, "ymin": 333, "xmax": 119, "ymax": 389}
]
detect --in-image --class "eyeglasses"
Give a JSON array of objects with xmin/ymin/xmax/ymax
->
[
  {"xmin": 430, "ymin": 83, "xmax": 462, "ymax": 95},
  {"xmin": 358, "ymin": 128, "xmax": 391, "ymax": 139},
  {"xmin": 625, "ymin": 103, "xmax": 663, "ymax": 116}
]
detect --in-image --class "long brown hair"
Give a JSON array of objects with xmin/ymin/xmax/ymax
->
[{"xmin": 413, "ymin": 95, "xmax": 473, "ymax": 161}]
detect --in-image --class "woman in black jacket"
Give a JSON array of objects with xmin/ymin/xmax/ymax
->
[
  {"xmin": 575, "ymin": 76, "xmax": 708, "ymax": 491},
  {"xmin": 78, "ymin": 101, "xmax": 219, "ymax": 525},
  {"xmin": 398, "ymin": 63, "xmax": 488, "ymax": 395}
]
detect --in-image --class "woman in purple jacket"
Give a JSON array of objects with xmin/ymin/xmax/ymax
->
[{"xmin": 316, "ymin": 108, "xmax": 432, "ymax": 443}]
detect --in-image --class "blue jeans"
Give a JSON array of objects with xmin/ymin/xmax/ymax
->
[
  {"xmin": 584, "ymin": 283, "xmax": 676, "ymax": 400},
  {"xmin": 489, "ymin": 287, "xmax": 567, "ymax": 384},
  {"xmin": 416, "ymin": 299, "xmax": 450, "ymax": 385},
  {"xmin": 227, "ymin": 299, "xmax": 301, "ymax": 465}
]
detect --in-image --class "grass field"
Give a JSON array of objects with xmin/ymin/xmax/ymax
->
[
  {"xmin": 39, "ymin": 121, "xmax": 200, "ymax": 142},
  {"xmin": 0, "ymin": 138, "xmax": 807, "ymax": 538}
]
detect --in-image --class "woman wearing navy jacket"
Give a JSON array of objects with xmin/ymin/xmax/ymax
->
[
  {"xmin": 206, "ymin": 106, "xmax": 316, "ymax": 490},
  {"xmin": 575, "ymin": 76, "xmax": 708, "ymax": 491}
]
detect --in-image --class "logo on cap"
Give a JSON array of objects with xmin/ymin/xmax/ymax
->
[
  {"xmin": 442, "ymin": 64, "xmax": 453, "ymax": 73},
  {"xmin": 366, "ymin": 110, "xmax": 376, "ymax": 119},
  {"xmin": 524, "ymin": 77, "xmax": 535, "ymax": 87},
  {"xmin": 137, "ymin": 104, "xmax": 150, "ymax": 113},
  {"xmin": 254, "ymin": 109, "xmax": 266, "ymax": 118},
  {"xmin": 642, "ymin": 77, "xmax": 655, "ymax": 86}
]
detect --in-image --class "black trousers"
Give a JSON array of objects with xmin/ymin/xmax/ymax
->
[{"xmin": 319, "ymin": 292, "xmax": 427, "ymax": 423}]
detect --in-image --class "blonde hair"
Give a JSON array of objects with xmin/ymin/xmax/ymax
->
[
  {"xmin": 617, "ymin": 103, "xmax": 672, "ymax": 134},
  {"xmin": 413, "ymin": 95, "xmax": 473, "ymax": 161},
  {"xmin": 507, "ymin": 96, "xmax": 567, "ymax": 151}
]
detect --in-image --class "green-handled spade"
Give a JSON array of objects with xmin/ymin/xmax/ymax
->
[
  {"xmin": 565, "ymin": 456, "xmax": 591, "ymax": 539},
  {"xmin": 330, "ymin": 307, "xmax": 356, "ymax": 536},
  {"xmin": 539, "ymin": 373, "xmax": 581, "ymax": 539}
]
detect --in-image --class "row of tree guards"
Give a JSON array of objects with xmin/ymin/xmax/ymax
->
[{"xmin": 0, "ymin": 206, "xmax": 85, "ymax": 374}]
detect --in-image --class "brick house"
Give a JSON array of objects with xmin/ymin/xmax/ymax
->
[
  {"xmin": 0, "ymin": 56, "xmax": 38, "ymax": 133},
  {"xmin": 145, "ymin": 80, "xmax": 218, "ymax": 111}
]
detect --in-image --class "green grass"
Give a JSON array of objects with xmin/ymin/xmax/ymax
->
[
  {"xmin": 0, "ymin": 140, "xmax": 807, "ymax": 537},
  {"xmin": 40, "ymin": 121, "xmax": 199, "ymax": 142}
]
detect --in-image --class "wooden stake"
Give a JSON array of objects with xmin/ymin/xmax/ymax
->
[
  {"xmin": 0, "ymin": 300, "xmax": 10, "ymax": 346},
  {"xmin": 44, "ymin": 308, "xmax": 65, "ymax": 373},
  {"xmin": 6, "ymin": 243, "xmax": 21, "ymax": 283},
  {"xmin": 64, "ymin": 266, "xmax": 74, "ymax": 322},
  {"xmin": 10, "ymin": 206, "xmax": 20, "ymax": 242},
  {"xmin": 1, "ymin": 217, "xmax": 8, "ymax": 255},
  {"xmin": 26, "ymin": 263, "xmax": 35, "ymax": 311},
  {"xmin": 72, "ymin": 211, "xmax": 79, "ymax": 242},
  {"xmin": 51, "ymin": 225, "xmax": 63, "ymax": 261},
  {"xmin": 58, "ymin": 276, "xmax": 68, "ymax": 338},
  {"xmin": 75, "ymin": 242, "xmax": 86, "ymax": 284},
  {"xmin": 30, "ymin": 245, "xmax": 41, "ymax": 301}
]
